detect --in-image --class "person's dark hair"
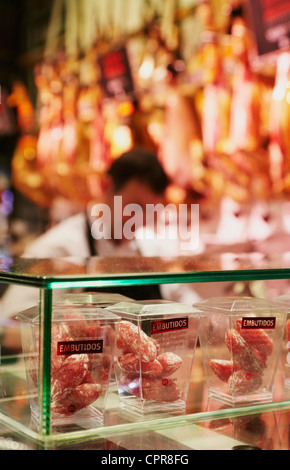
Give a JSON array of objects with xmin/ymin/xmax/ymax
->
[{"xmin": 107, "ymin": 147, "xmax": 170, "ymax": 194}]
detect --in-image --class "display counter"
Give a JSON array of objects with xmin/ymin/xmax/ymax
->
[{"xmin": 1, "ymin": 254, "xmax": 290, "ymax": 450}]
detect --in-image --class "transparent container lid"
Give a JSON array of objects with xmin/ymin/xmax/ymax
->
[
  {"xmin": 274, "ymin": 295, "xmax": 290, "ymax": 306},
  {"xmin": 2, "ymin": 252, "xmax": 290, "ymax": 289},
  {"xmin": 53, "ymin": 292, "xmax": 133, "ymax": 306}
]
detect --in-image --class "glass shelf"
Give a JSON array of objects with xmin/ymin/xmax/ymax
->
[
  {"xmin": 1, "ymin": 252, "xmax": 290, "ymax": 289},
  {"xmin": 0, "ymin": 351, "xmax": 290, "ymax": 449}
]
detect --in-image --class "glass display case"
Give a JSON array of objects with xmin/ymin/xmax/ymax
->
[{"xmin": 1, "ymin": 253, "xmax": 290, "ymax": 449}]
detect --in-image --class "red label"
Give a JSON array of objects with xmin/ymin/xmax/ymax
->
[
  {"xmin": 57, "ymin": 339, "xmax": 103, "ymax": 356},
  {"xmin": 150, "ymin": 317, "xmax": 188, "ymax": 335},
  {"xmin": 241, "ymin": 317, "xmax": 276, "ymax": 329}
]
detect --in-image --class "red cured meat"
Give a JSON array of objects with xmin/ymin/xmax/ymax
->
[
  {"xmin": 82, "ymin": 370, "xmax": 95, "ymax": 384},
  {"xmin": 62, "ymin": 311, "xmax": 90, "ymax": 339},
  {"xmin": 141, "ymin": 359, "xmax": 163, "ymax": 378},
  {"xmin": 120, "ymin": 376, "xmax": 182, "ymax": 403},
  {"xmin": 140, "ymin": 378, "xmax": 159, "ymax": 400},
  {"xmin": 118, "ymin": 375, "xmax": 140, "ymax": 395},
  {"xmin": 117, "ymin": 352, "xmax": 163, "ymax": 378},
  {"xmin": 142, "ymin": 378, "xmax": 182, "ymax": 402},
  {"xmin": 31, "ymin": 315, "xmax": 115, "ymax": 417},
  {"xmin": 50, "ymin": 325, "xmax": 75, "ymax": 374},
  {"xmin": 153, "ymin": 339, "xmax": 161, "ymax": 355},
  {"xmin": 90, "ymin": 353, "xmax": 112, "ymax": 384},
  {"xmin": 225, "ymin": 329, "xmax": 263, "ymax": 375},
  {"xmin": 26, "ymin": 348, "xmax": 38, "ymax": 387},
  {"xmin": 157, "ymin": 379, "xmax": 182, "ymax": 402},
  {"xmin": 118, "ymin": 353, "xmax": 140, "ymax": 375},
  {"xmin": 286, "ymin": 319, "xmax": 290, "ymax": 342},
  {"xmin": 251, "ymin": 347, "xmax": 268, "ymax": 370},
  {"xmin": 96, "ymin": 355, "xmax": 113, "ymax": 384},
  {"xmin": 51, "ymin": 353, "xmax": 89, "ymax": 402}
]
